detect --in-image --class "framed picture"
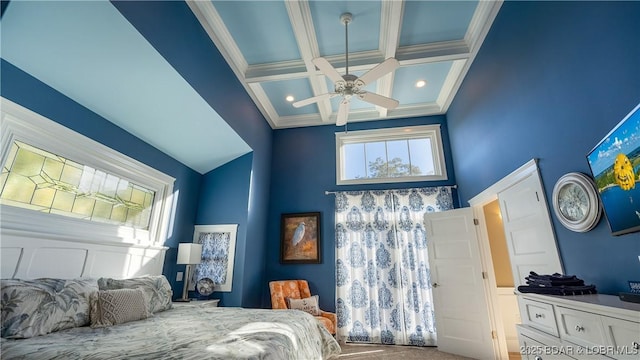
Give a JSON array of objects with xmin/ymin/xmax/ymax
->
[
  {"xmin": 280, "ymin": 212, "xmax": 321, "ymax": 264},
  {"xmin": 586, "ymin": 102, "xmax": 640, "ymax": 235},
  {"xmin": 190, "ymin": 224, "xmax": 238, "ymax": 292}
]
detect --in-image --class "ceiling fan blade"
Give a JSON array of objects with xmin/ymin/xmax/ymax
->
[
  {"xmin": 292, "ymin": 93, "xmax": 336, "ymax": 108},
  {"xmin": 357, "ymin": 58, "xmax": 400, "ymax": 86},
  {"xmin": 359, "ymin": 91, "xmax": 399, "ymax": 110},
  {"xmin": 312, "ymin": 57, "xmax": 344, "ymax": 84},
  {"xmin": 336, "ymin": 99, "xmax": 350, "ymax": 126}
]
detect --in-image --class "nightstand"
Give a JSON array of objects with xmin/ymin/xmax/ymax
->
[
  {"xmin": 191, "ymin": 299, "xmax": 220, "ymax": 307},
  {"xmin": 173, "ymin": 299, "xmax": 220, "ymax": 308}
]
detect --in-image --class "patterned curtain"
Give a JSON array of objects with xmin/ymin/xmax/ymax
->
[{"xmin": 334, "ymin": 187, "xmax": 454, "ymax": 346}]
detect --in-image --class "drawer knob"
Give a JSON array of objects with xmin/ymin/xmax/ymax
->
[
  {"xmin": 535, "ymin": 313, "xmax": 543, "ymax": 318},
  {"xmin": 534, "ymin": 356, "xmax": 542, "ymax": 360},
  {"xmin": 575, "ymin": 325, "xmax": 585, "ymax": 332},
  {"xmin": 632, "ymin": 341, "xmax": 639, "ymax": 350},
  {"xmin": 432, "ymin": 283, "xmax": 439, "ymax": 288}
]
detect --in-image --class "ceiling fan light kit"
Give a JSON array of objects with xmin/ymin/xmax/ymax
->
[{"xmin": 293, "ymin": 12, "xmax": 400, "ymax": 126}]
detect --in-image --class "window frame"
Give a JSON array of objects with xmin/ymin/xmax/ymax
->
[
  {"xmin": 335, "ymin": 124, "xmax": 448, "ymax": 185},
  {"xmin": 0, "ymin": 98, "xmax": 175, "ymax": 247}
]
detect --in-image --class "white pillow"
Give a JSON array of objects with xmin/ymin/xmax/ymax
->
[{"xmin": 286, "ymin": 295, "xmax": 321, "ymax": 316}]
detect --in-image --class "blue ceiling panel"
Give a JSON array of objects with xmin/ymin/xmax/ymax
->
[
  {"xmin": 392, "ymin": 61, "xmax": 453, "ymax": 105},
  {"xmin": 213, "ymin": 1, "xmax": 300, "ymax": 64},
  {"xmin": 400, "ymin": 1, "xmax": 478, "ymax": 46},
  {"xmin": 262, "ymin": 78, "xmax": 317, "ymax": 116},
  {"xmin": 310, "ymin": 1, "xmax": 381, "ymax": 57}
]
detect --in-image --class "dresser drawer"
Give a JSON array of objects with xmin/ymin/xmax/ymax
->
[
  {"xmin": 520, "ymin": 297, "xmax": 559, "ymax": 337},
  {"xmin": 602, "ymin": 316, "xmax": 640, "ymax": 360},
  {"xmin": 556, "ymin": 306, "xmax": 606, "ymax": 348},
  {"xmin": 517, "ymin": 324, "xmax": 576, "ymax": 360}
]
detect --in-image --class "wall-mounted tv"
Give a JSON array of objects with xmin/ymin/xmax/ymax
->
[{"xmin": 587, "ymin": 102, "xmax": 640, "ymax": 236}]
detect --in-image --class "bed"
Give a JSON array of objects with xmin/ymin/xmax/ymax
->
[
  {"xmin": 1, "ymin": 303, "xmax": 340, "ymax": 359},
  {"xmin": 0, "ymin": 232, "xmax": 340, "ymax": 359},
  {"xmin": 0, "ymin": 276, "xmax": 341, "ymax": 360}
]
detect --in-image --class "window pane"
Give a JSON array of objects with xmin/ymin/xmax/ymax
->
[
  {"xmin": 365, "ymin": 141, "xmax": 387, "ymax": 178},
  {"xmin": 409, "ymin": 138, "xmax": 434, "ymax": 175},
  {"xmin": 386, "ymin": 140, "xmax": 411, "ymax": 177},
  {"xmin": 0, "ymin": 141, "xmax": 156, "ymax": 229},
  {"xmin": 343, "ymin": 143, "xmax": 366, "ymax": 180}
]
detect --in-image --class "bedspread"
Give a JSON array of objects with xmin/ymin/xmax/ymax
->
[{"xmin": 1, "ymin": 304, "xmax": 341, "ymax": 360}]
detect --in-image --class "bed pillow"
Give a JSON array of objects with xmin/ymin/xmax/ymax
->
[
  {"xmin": 1, "ymin": 278, "xmax": 98, "ymax": 339},
  {"xmin": 90, "ymin": 288, "xmax": 150, "ymax": 328},
  {"xmin": 286, "ymin": 295, "xmax": 321, "ymax": 316},
  {"xmin": 97, "ymin": 275, "xmax": 172, "ymax": 314}
]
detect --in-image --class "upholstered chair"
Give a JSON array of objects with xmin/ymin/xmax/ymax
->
[{"xmin": 269, "ymin": 280, "xmax": 336, "ymax": 335}]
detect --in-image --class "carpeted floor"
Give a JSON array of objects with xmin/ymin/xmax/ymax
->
[{"xmin": 337, "ymin": 342, "xmax": 475, "ymax": 360}]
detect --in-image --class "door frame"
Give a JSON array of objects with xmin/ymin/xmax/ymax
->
[{"xmin": 468, "ymin": 158, "xmax": 543, "ymax": 359}]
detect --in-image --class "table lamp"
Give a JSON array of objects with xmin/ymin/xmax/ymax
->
[{"xmin": 176, "ymin": 243, "xmax": 202, "ymax": 302}]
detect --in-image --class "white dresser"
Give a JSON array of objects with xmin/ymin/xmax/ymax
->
[{"xmin": 516, "ymin": 292, "xmax": 640, "ymax": 359}]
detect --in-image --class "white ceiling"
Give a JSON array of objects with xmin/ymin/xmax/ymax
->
[{"xmin": 189, "ymin": 0, "xmax": 503, "ymax": 129}]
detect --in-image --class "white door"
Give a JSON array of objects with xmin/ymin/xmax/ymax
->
[
  {"xmin": 425, "ymin": 208, "xmax": 495, "ymax": 360},
  {"xmin": 498, "ymin": 173, "xmax": 563, "ymax": 286}
]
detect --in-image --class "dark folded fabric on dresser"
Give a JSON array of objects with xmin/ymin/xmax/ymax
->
[
  {"xmin": 525, "ymin": 271, "xmax": 585, "ymax": 287},
  {"xmin": 518, "ymin": 272, "xmax": 596, "ymax": 295},
  {"xmin": 517, "ymin": 284, "xmax": 597, "ymax": 296}
]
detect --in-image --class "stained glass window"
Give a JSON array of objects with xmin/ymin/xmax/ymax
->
[{"xmin": 0, "ymin": 140, "xmax": 155, "ymax": 229}]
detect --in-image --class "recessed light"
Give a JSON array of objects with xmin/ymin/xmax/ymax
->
[
  {"xmin": 415, "ymin": 80, "xmax": 427, "ymax": 88},
  {"xmin": 286, "ymin": 95, "xmax": 295, "ymax": 102}
]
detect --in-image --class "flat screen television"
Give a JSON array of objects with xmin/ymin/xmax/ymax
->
[{"xmin": 586, "ymin": 102, "xmax": 640, "ymax": 236}]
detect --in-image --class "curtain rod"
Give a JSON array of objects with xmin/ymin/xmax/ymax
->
[{"xmin": 325, "ymin": 185, "xmax": 457, "ymax": 195}]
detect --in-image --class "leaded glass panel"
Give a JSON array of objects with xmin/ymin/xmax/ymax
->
[{"xmin": 0, "ymin": 141, "xmax": 156, "ymax": 229}]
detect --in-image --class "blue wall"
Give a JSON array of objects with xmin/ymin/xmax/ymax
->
[
  {"xmin": 448, "ymin": 1, "xmax": 640, "ymax": 295},
  {"xmin": 114, "ymin": 1, "xmax": 274, "ymax": 308},
  {"xmin": 195, "ymin": 153, "xmax": 252, "ymax": 307},
  {"xmin": 266, "ymin": 116, "xmax": 458, "ymax": 311},
  {"xmin": 0, "ymin": 60, "xmax": 203, "ymax": 295}
]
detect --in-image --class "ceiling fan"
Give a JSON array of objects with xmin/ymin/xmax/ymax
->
[{"xmin": 293, "ymin": 12, "xmax": 400, "ymax": 126}]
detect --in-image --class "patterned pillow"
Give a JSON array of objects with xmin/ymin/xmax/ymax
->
[
  {"xmin": 89, "ymin": 288, "xmax": 150, "ymax": 328},
  {"xmin": 286, "ymin": 295, "xmax": 321, "ymax": 316},
  {"xmin": 97, "ymin": 275, "xmax": 172, "ymax": 313},
  {"xmin": 1, "ymin": 278, "xmax": 98, "ymax": 339}
]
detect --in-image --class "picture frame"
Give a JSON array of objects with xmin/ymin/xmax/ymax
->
[
  {"xmin": 586, "ymin": 102, "xmax": 640, "ymax": 236},
  {"xmin": 280, "ymin": 212, "xmax": 321, "ymax": 264},
  {"xmin": 190, "ymin": 224, "xmax": 238, "ymax": 293}
]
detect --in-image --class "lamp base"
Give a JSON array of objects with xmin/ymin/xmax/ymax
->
[{"xmin": 174, "ymin": 298, "xmax": 192, "ymax": 302}]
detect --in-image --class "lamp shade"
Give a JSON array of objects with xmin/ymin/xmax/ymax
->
[{"xmin": 177, "ymin": 243, "xmax": 202, "ymax": 265}]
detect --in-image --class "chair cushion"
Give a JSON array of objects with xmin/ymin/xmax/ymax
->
[{"xmin": 286, "ymin": 295, "xmax": 320, "ymax": 316}]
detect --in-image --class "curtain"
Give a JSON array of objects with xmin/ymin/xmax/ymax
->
[{"xmin": 334, "ymin": 187, "xmax": 454, "ymax": 346}]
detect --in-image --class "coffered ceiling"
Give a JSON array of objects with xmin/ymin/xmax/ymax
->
[{"xmin": 188, "ymin": 0, "xmax": 503, "ymax": 129}]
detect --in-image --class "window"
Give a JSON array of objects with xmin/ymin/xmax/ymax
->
[
  {"xmin": 0, "ymin": 98, "xmax": 175, "ymax": 246},
  {"xmin": 2, "ymin": 141, "xmax": 156, "ymax": 229},
  {"xmin": 335, "ymin": 125, "xmax": 447, "ymax": 185}
]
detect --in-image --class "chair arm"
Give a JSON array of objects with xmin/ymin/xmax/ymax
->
[{"xmin": 319, "ymin": 310, "xmax": 336, "ymax": 325}]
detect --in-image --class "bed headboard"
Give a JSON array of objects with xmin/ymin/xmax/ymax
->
[{"xmin": 1, "ymin": 229, "xmax": 167, "ymax": 280}]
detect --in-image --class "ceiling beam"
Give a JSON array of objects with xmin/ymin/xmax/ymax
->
[
  {"xmin": 376, "ymin": 0, "xmax": 404, "ymax": 117},
  {"xmin": 285, "ymin": 1, "xmax": 333, "ymax": 124}
]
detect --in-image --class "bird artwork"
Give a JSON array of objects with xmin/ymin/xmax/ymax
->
[{"xmin": 291, "ymin": 222, "xmax": 306, "ymax": 246}]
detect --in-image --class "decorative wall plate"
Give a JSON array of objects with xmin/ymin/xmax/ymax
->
[
  {"xmin": 196, "ymin": 277, "xmax": 215, "ymax": 296},
  {"xmin": 552, "ymin": 172, "xmax": 601, "ymax": 232}
]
